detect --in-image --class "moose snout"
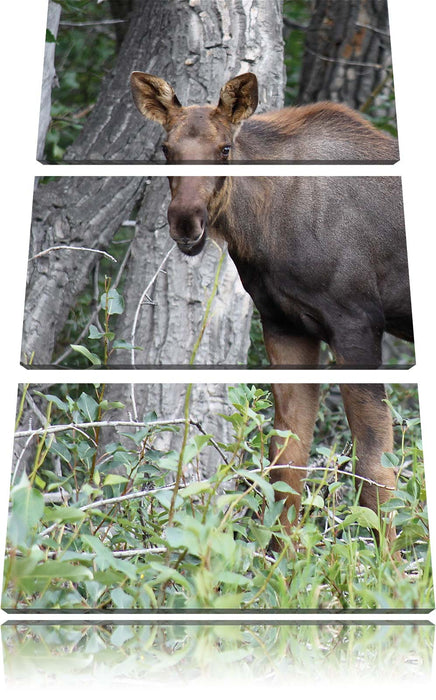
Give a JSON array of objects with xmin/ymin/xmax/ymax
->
[{"xmin": 167, "ymin": 200, "xmax": 208, "ymax": 256}]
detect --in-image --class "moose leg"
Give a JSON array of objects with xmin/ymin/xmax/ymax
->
[
  {"xmin": 340, "ymin": 384, "xmax": 397, "ymax": 545},
  {"xmin": 263, "ymin": 331, "xmax": 321, "ymax": 536},
  {"xmin": 330, "ymin": 311, "xmax": 384, "ymax": 368}
]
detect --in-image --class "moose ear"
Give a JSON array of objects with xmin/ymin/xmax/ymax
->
[
  {"xmin": 217, "ymin": 73, "xmax": 258, "ymax": 124},
  {"xmin": 130, "ymin": 72, "xmax": 182, "ymax": 127}
]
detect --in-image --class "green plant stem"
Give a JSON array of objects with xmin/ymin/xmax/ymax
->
[
  {"xmin": 167, "ymin": 384, "xmax": 192, "ymax": 530},
  {"xmin": 168, "ymin": 249, "xmax": 226, "ymax": 528},
  {"xmin": 189, "ymin": 249, "xmax": 226, "ymax": 364},
  {"xmin": 15, "ymin": 384, "xmax": 30, "ymax": 430},
  {"xmin": 29, "ymin": 402, "xmax": 53, "ymax": 485},
  {"xmin": 89, "ymin": 384, "xmax": 106, "ymax": 484}
]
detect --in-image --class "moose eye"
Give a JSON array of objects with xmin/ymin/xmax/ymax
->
[
  {"xmin": 162, "ymin": 144, "xmax": 169, "ymax": 160},
  {"xmin": 220, "ymin": 145, "xmax": 231, "ymax": 160}
]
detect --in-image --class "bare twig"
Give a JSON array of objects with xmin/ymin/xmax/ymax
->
[
  {"xmin": 29, "ymin": 245, "xmax": 117, "ymax": 263},
  {"xmin": 130, "ymin": 244, "xmax": 176, "ymax": 418},
  {"xmin": 130, "ymin": 244, "xmax": 176, "ymax": 364},
  {"xmin": 273, "ymin": 462, "xmax": 395, "ymax": 491},
  {"xmin": 305, "ymin": 48, "xmax": 383, "ymax": 70},
  {"xmin": 355, "ymin": 22, "xmax": 390, "ymax": 37},
  {"xmin": 60, "ymin": 19, "xmax": 128, "ymax": 27},
  {"xmin": 15, "ymin": 418, "xmax": 188, "ymax": 440}
]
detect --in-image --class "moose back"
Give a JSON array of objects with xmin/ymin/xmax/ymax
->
[{"xmin": 130, "ymin": 72, "xmax": 412, "ymax": 546}]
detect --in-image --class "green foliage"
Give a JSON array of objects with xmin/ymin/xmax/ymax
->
[
  {"xmin": 45, "ymin": 1, "xmax": 118, "ymax": 162},
  {"xmin": 283, "ymin": 0, "xmax": 311, "ymax": 105},
  {"xmin": 4, "ymin": 384, "xmax": 432, "ymax": 611},
  {"xmin": 52, "ymin": 223, "xmax": 136, "ymax": 367}
]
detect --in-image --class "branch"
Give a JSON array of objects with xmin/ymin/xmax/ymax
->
[
  {"xmin": 305, "ymin": 47, "xmax": 384, "ymax": 70},
  {"xmin": 355, "ymin": 22, "xmax": 390, "ymax": 37},
  {"xmin": 273, "ymin": 463, "xmax": 395, "ymax": 491},
  {"xmin": 29, "ymin": 245, "xmax": 117, "ymax": 263},
  {"xmin": 129, "ymin": 244, "xmax": 176, "ymax": 419},
  {"xmin": 59, "ymin": 20, "xmax": 128, "ymax": 27},
  {"xmin": 13, "ymin": 415, "xmax": 230, "ymax": 479},
  {"xmin": 130, "ymin": 244, "xmax": 176, "ymax": 366}
]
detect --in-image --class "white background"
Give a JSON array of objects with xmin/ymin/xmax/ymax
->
[{"xmin": 0, "ymin": 0, "xmax": 435, "ymax": 697}]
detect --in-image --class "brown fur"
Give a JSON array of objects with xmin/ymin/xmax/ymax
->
[
  {"xmin": 131, "ymin": 72, "xmax": 407, "ymax": 552},
  {"xmin": 130, "ymin": 71, "xmax": 398, "ymax": 163}
]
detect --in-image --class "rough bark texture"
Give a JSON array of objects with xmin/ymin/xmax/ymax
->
[
  {"xmin": 22, "ymin": 177, "xmax": 146, "ymax": 364},
  {"xmin": 37, "ymin": 0, "xmax": 61, "ymax": 160},
  {"xmin": 298, "ymin": 0, "xmax": 395, "ymax": 120},
  {"xmin": 21, "ymin": 0, "xmax": 284, "ymax": 474},
  {"xmin": 65, "ymin": 0, "xmax": 285, "ymax": 163}
]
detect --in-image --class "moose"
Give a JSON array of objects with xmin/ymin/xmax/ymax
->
[{"xmin": 130, "ymin": 71, "xmax": 413, "ymax": 547}]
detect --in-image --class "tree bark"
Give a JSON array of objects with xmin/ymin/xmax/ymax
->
[
  {"xmin": 298, "ymin": 0, "xmax": 395, "ymax": 121},
  {"xmin": 21, "ymin": 0, "xmax": 285, "ymax": 473},
  {"xmin": 22, "ymin": 177, "xmax": 146, "ymax": 364},
  {"xmin": 64, "ymin": 0, "xmax": 285, "ymax": 163},
  {"xmin": 25, "ymin": 0, "xmax": 284, "ymax": 365}
]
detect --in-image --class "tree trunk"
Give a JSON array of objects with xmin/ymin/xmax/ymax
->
[
  {"xmin": 21, "ymin": 0, "xmax": 284, "ymax": 473},
  {"xmin": 298, "ymin": 0, "xmax": 395, "ymax": 121},
  {"xmin": 22, "ymin": 177, "xmax": 146, "ymax": 364},
  {"xmin": 24, "ymin": 0, "xmax": 284, "ymax": 364},
  {"xmin": 64, "ymin": 0, "xmax": 285, "ymax": 163}
]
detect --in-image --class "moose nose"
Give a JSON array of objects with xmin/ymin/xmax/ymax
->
[{"xmin": 167, "ymin": 200, "xmax": 207, "ymax": 254}]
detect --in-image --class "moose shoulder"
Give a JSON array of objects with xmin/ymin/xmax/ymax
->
[
  {"xmin": 130, "ymin": 71, "xmax": 398, "ymax": 163},
  {"xmin": 130, "ymin": 71, "xmax": 412, "ymax": 551}
]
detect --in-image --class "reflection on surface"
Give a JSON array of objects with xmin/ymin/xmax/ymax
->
[{"xmin": 2, "ymin": 623, "xmax": 433, "ymax": 685}]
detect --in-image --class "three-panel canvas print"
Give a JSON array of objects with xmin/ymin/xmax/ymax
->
[{"xmin": 2, "ymin": 0, "xmax": 434, "ymax": 692}]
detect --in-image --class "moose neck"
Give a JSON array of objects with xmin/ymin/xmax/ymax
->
[
  {"xmin": 209, "ymin": 177, "xmax": 273, "ymax": 262},
  {"xmin": 233, "ymin": 103, "xmax": 398, "ymax": 163}
]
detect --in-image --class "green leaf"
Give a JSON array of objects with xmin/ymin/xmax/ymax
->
[
  {"xmin": 154, "ymin": 489, "xmax": 183, "ymax": 510},
  {"xmin": 110, "ymin": 587, "xmax": 134, "ymax": 609},
  {"xmin": 88, "ymin": 324, "xmax": 114, "ymax": 341},
  {"xmin": 11, "ymin": 559, "xmax": 93, "ymax": 594},
  {"xmin": 249, "ymin": 522, "xmax": 272, "ymax": 549},
  {"xmin": 103, "ymin": 474, "xmax": 128, "ymax": 486},
  {"xmin": 237, "ymin": 469, "xmax": 275, "ymax": 506},
  {"xmin": 381, "ymin": 452, "xmax": 400, "ymax": 468},
  {"xmin": 342, "ymin": 506, "xmax": 380, "ymax": 531},
  {"xmin": 48, "ymin": 439, "xmax": 72, "ymax": 464},
  {"xmin": 8, "ymin": 478, "xmax": 45, "ymax": 546},
  {"xmin": 34, "ymin": 392, "xmax": 68, "ymax": 411},
  {"xmin": 165, "ymin": 527, "xmax": 199, "ymax": 555},
  {"xmin": 217, "ymin": 571, "xmax": 251, "ymax": 587},
  {"xmin": 272, "ymin": 480, "xmax": 299, "ymax": 495},
  {"xmin": 81, "ymin": 534, "xmax": 136, "ymax": 578},
  {"xmin": 406, "ymin": 477, "xmax": 421, "ymax": 500},
  {"xmin": 149, "ymin": 562, "xmax": 192, "ymax": 590},
  {"xmin": 98, "ymin": 400, "xmax": 125, "ymax": 412},
  {"xmin": 263, "ymin": 499, "xmax": 284, "ymax": 529},
  {"xmin": 77, "ymin": 392, "xmax": 99, "ymax": 421},
  {"xmin": 384, "ymin": 399, "xmax": 404, "ymax": 425},
  {"xmin": 178, "ymin": 481, "xmax": 211, "ymax": 498},
  {"xmin": 111, "ymin": 340, "xmax": 141, "ymax": 350},
  {"xmin": 43, "ymin": 505, "xmax": 86, "ymax": 523},
  {"xmin": 100, "ymin": 288, "xmax": 124, "ymax": 315},
  {"xmin": 70, "ymin": 344, "xmax": 101, "ymax": 365},
  {"xmin": 302, "ymin": 493, "xmax": 324, "ymax": 509}
]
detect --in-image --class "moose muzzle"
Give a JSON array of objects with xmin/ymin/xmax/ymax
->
[{"xmin": 167, "ymin": 198, "xmax": 208, "ymax": 256}]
